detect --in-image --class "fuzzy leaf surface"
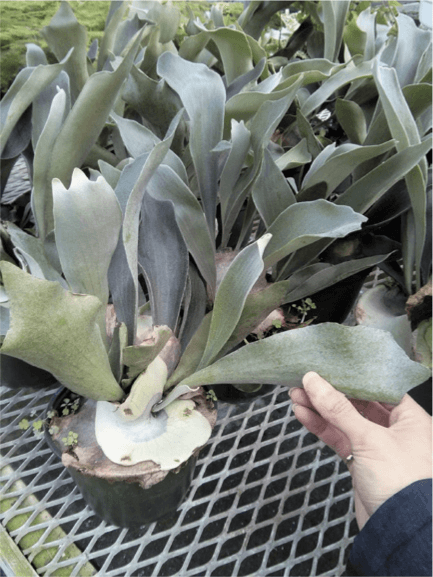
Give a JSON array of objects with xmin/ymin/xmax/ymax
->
[
  {"xmin": 356, "ymin": 286, "xmax": 412, "ymax": 355},
  {"xmin": 263, "ymin": 200, "xmax": 367, "ymax": 268},
  {"xmin": 41, "ymin": 1, "xmax": 89, "ymax": 101},
  {"xmin": 374, "ymin": 63, "xmax": 427, "ymax": 289},
  {"xmin": 50, "ymin": 31, "xmax": 142, "ymax": 187},
  {"xmin": 0, "ymin": 52, "xmax": 72, "ymax": 155},
  {"xmin": 322, "ymin": 0, "xmax": 350, "ymax": 62},
  {"xmin": 53, "ymin": 168, "xmax": 122, "ymax": 312},
  {"xmin": 301, "ymin": 60, "xmax": 374, "ymax": 117},
  {"xmin": 138, "ymin": 193, "xmax": 188, "ymax": 331},
  {"xmin": 179, "ymin": 324, "xmax": 431, "ymax": 404},
  {"xmin": 179, "ymin": 262, "xmax": 208, "ymax": 353},
  {"xmin": 298, "ymin": 140, "xmax": 396, "ymax": 201},
  {"xmin": 122, "ymin": 111, "xmax": 183, "ymax": 340},
  {"xmin": 335, "ymin": 98, "xmax": 367, "ymax": 145},
  {"xmin": 157, "ymin": 52, "xmax": 225, "ymax": 236},
  {"xmin": 111, "ymin": 112, "xmax": 187, "ymax": 181},
  {"xmin": 283, "ymin": 254, "xmax": 394, "ymax": 303},
  {"xmin": 336, "ymin": 139, "xmax": 432, "ymax": 214},
  {"xmin": 123, "ymin": 326, "xmax": 172, "ymax": 379},
  {"xmin": 31, "ymin": 89, "xmax": 69, "ymax": 241},
  {"xmin": 5, "ymin": 223, "xmax": 66, "ymax": 287},
  {"xmin": 166, "ymin": 311, "xmax": 214, "ymax": 391},
  {"xmin": 252, "ymin": 147, "xmax": 296, "ymax": 227},
  {"xmin": 179, "ymin": 27, "xmax": 254, "ymax": 85},
  {"xmin": 199, "ymin": 234, "xmax": 272, "ymax": 369},
  {"xmin": 223, "ymin": 92, "xmax": 301, "ymax": 246},
  {"xmin": 146, "ymin": 164, "xmax": 216, "ymax": 292},
  {"xmin": 0, "ymin": 263, "xmax": 123, "ymax": 401},
  {"xmin": 123, "ymin": 65, "xmax": 185, "ymax": 147}
]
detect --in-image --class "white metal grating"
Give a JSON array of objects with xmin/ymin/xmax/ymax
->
[{"xmin": 1, "ymin": 384, "xmax": 358, "ymax": 576}]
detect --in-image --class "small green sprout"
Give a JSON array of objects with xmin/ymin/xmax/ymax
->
[
  {"xmin": 62, "ymin": 431, "xmax": 79, "ymax": 448},
  {"xmin": 32, "ymin": 419, "xmax": 45, "ymax": 439},
  {"xmin": 19, "ymin": 416, "xmax": 46, "ymax": 438},
  {"xmin": 292, "ymin": 298, "xmax": 317, "ymax": 323},
  {"xmin": 183, "ymin": 408, "xmax": 193, "ymax": 417},
  {"xmin": 60, "ymin": 396, "xmax": 80, "ymax": 416},
  {"xmin": 206, "ymin": 389, "xmax": 218, "ymax": 402},
  {"xmin": 19, "ymin": 418, "xmax": 30, "ymax": 430},
  {"xmin": 272, "ymin": 318, "xmax": 283, "ymax": 330}
]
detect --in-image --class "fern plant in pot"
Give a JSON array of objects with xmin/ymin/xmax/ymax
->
[
  {"xmin": 1, "ymin": 1, "xmax": 431, "ymax": 528},
  {"xmin": 1, "ymin": 74, "xmax": 431, "ymax": 530},
  {"xmin": 0, "ymin": 150, "xmax": 219, "ymax": 529},
  {"xmin": 1, "ymin": 157, "xmax": 429, "ymax": 528}
]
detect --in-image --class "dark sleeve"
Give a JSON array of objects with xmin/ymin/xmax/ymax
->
[{"xmin": 346, "ymin": 478, "xmax": 432, "ymax": 577}]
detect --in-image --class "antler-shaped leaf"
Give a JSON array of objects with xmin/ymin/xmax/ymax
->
[
  {"xmin": 178, "ymin": 323, "xmax": 431, "ymax": 404},
  {"xmin": 0, "ymin": 262, "xmax": 123, "ymax": 402},
  {"xmin": 53, "ymin": 168, "xmax": 122, "ymax": 307}
]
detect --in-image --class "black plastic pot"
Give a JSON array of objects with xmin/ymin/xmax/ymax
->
[
  {"xmin": 45, "ymin": 387, "xmax": 217, "ymax": 529},
  {"xmin": 208, "ymin": 384, "xmax": 276, "ymax": 405},
  {"xmin": 1, "ymin": 352, "xmax": 57, "ymax": 389},
  {"xmin": 304, "ymin": 269, "xmax": 373, "ymax": 325}
]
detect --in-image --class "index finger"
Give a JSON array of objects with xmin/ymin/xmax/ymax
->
[{"xmin": 302, "ymin": 372, "xmax": 374, "ymax": 445}]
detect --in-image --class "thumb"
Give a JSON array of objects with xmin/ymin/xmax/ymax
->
[{"xmin": 302, "ymin": 372, "xmax": 372, "ymax": 445}]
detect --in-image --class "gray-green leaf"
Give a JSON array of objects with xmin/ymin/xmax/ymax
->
[
  {"xmin": 53, "ymin": 168, "xmax": 122, "ymax": 311},
  {"xmin": 179, "ymin": 324, "xmax": 431, "ymax": 404},
  {"xmin": 263, "ymin": 200, "xmax": 367, "ymax": 268},
  {"xmin": 157, "ymin": 52, "xmax": 225, "ymax": 237},
  {"xmin": 198, "ymin": 234, "xmax": 272, "ymax": 369},
  {"xmin": 0, "ymin": 262, "xmax": 123, "ymax": 402}
]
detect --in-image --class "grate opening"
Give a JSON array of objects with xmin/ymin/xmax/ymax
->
[
  {"xmin": 269, "ymin": 539, "xmax": 294, "ymax": 563},
  {"xmin": 290, "ymin": 559, "xmax": 314, "ymax": 576},
  {"xmin": 329, "ymin": 498, "xmax": 351, "ymax": 521},
  {"xmin": 317, "ymin": 549, "xmax": 341, "ymax": 574},
  {"xmin": 295, "ymin": 531, "xmax": 320, "ymax": 556},
  {"xmin": 302, "ymin": 507, "xmax": 326, "ymax": 530},
  {"xmin": 218, "ymin": 534, "xmax": 245, "ymax": 559},
  {"xmin": 257, "ymin": 500, "xmax": 280, "ymax": 523},
  {"xmin": 188, "ymin": 543, "xmax": 217, "ymax": 570},
  {"xmin": 323, "ymin": 523, "xmax": 346, "ymax": 548},
  {"xmin": 276, "ymin": 516, "xmax": 300, "ymax": 540},
  {"xmin": 239, "ymin": 551, "xmax": 265, "ymax": 575},
  {"xmin": 199, "ymin": 518, "xmax": 225, "ymax": 542}
]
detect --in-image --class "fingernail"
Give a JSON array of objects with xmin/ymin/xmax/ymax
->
[
  {"xmin": 291, "ymin": 403, "xmax": 298, "ymax": 415},
  {"xmin": 288, "ymin": 388, "xmax": 296, "ymax": 398}
]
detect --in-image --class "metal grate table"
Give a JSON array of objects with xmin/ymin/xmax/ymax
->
[{"xmin": 1, "ymin": 383, "xmax": 358, "ymax": 576}]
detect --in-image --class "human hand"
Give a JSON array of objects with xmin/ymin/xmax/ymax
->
[{"xmin": 289, "ymin": 372, "xmax": 432, "ymax": 530}]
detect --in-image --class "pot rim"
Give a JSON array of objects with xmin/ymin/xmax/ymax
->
[{"xmin": 45, "ymin": 385, "xmax": 217, "ymax": 484}]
